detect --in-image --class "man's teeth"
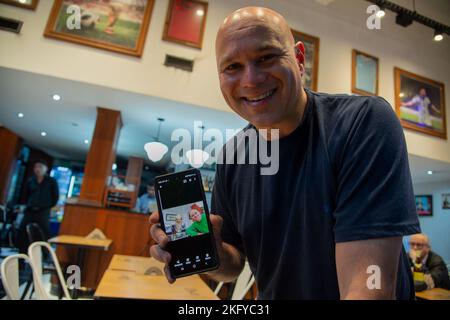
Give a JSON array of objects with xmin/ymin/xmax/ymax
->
[{"xmin": 245, "ymin": 90, "xmax": 275, "ymax": 102}]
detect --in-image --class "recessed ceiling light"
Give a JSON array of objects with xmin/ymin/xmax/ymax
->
[
  {"xmin": 112, "ymin": 163, "xmax": 117, "ymax": 171},
  {"xmin": 196, "ymin": 9, "xmax": 204, "ymax": 16},
  {"xmin": 427, "ymin": 170, "xmax": 433, "ymax": 175},
  {"xmin": 52, "ymin": 94, "xmax": 61, "ymax": 101},
  {"xmin": 17, "ymin": 113, "xmax": 24, "ymax": 118},
  {"xmin": 84, "ymin": 139, "xmax": 89, "ymax": 144},
  {"xmin": 41, "ymin": 131, "xmax": 47, "ymax": 137}
]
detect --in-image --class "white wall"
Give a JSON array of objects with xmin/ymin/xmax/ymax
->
[
  {"xmin": 0, "ymin": 0, "xmax": 449, "ymax": 163},
  {"xmin": 411, "ymin": 180, "xmax": 450, "ymax": 264}
]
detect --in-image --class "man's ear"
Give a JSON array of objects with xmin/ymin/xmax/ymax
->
[{"xmin": 295, "ymin": 41, "xmax": 305, "ymax": 65}]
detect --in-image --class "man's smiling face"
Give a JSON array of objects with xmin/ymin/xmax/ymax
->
[{"xmin": 216, "ymin": 11, "xmax": 303, "ymax": 129}]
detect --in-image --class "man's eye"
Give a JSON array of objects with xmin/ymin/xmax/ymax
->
[
  {"xmin": 225, "ymin": 63, "xmax": 240, "ymax": 72},
  {"xmin": 259, "ymin": 54, "xmax": 276, "ymax": 63}
]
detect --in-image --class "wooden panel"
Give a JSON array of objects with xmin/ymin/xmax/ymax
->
[
  {"xmin": 79, "ymin": 107, "xmax": 122, "ymax": 205},
  {"xmin": 0, "ymin": 127, "xmax": 22, "ymax": 203},
  {"xmin": 57, "ymin": 204, "xmax": 154, "ymax": 288}
]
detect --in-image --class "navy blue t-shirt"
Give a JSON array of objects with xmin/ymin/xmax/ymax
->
[{"xmin": 211, "ymin": 89, "xmax": 421, "ymax": 299}]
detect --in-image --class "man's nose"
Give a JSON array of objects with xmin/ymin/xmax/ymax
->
[{"xmin": 241, "ymin": 64, "xmax": 266, "ymax": 88}]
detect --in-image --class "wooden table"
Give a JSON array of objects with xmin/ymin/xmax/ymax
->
[
  {"xmin": 49, "ymin": 235, "xmax": 112, "ymax": 298},
  {"xmin": 108, "ymin": 254, "xmax": 165, "ymax": 275},
  {"xmin": 94, "ymin": 255, "xmax": 218, "ymax": 300},
  {"xmin": 48, "ymin": 235, "xmax": 112, "ymax": 250},
  {"xmin": 415, "ymin": 288, "xmax": 450, "ymax": 300}
]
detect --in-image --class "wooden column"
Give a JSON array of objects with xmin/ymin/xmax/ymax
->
[
  {"xmin": 0, "ymin": 127, "xmax": 22, "ymax": 204},
  {"xmin": 126, "ymin": 156, "xmax": 144, "ymax": 208},
  {"xmin": 78, "ymin": 107, "xmax": 122, "ymax": 206}
]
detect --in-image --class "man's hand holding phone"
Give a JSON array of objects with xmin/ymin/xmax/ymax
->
[{"xmin": 149, "ymin": 210, "xmax": 224, "ymax": 283}]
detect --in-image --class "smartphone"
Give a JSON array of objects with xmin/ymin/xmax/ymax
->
[{"xmin": 154, "ymin": 169, "xmax": 220, "ymax": 278}]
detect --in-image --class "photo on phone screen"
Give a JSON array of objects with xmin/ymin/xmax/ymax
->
[{"xmin": 155, "ymin": 169, "xmax": 219, "ymax": 278}]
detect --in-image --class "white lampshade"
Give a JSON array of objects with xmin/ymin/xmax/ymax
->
[
  {"xmin": 186, "ymin": 149, "xmax": 209, "ymax": 168},
  {"xmin": 144, "ymin": 142, "xmax": 169, "ymax": 162}
]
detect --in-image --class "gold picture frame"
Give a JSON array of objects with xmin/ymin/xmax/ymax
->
[
  {"xmin": 352, "ymin": 49, "xmax": 379, "ymax": 96},
  {"xmin": 291, "ymin": 29, "xmax": 320, "ymax": 91},
  {"xmin": 395, "ymin": 67, "xmax": 447, "ymax": 139},
  {"xmin": 0, "ymin": 0, "xmax": 39, "ymax": 10},
  {"xmin": 44, "ymin": 0, "xmax": 155, "ymax": 57}
]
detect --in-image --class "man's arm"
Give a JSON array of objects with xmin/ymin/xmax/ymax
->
[
  {"xmin": 428, "ymin": 254, "xmax": 450, "ymax": 289},
  {"xmin": 205, "ymin": 235, "xmax": 245, "ymax": 283},
  {"xmin": 336, "ymin": 236, "xmax": 402, "ymax": 299},
  {"xmin": 51, "ymin": 178, "xmax": 59, "ymax": 207}
]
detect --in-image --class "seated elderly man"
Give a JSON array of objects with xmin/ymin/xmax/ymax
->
[{"xmin": 409, "ymin": 233, "xmax": 450, "ymax": 290}]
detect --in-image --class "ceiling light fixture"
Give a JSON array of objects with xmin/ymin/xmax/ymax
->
[
  {"xmin": 144, "ymin": 118, "xmax": 169, "ymax": 162},
  {"xmin": 52, "ymin": 94, "xmax": 61, "ymax": 101},
  {"xmin": 427, "ymin": 170, "xmax": 433, "ymax": 175},
  {"xmin": 41, "ymin": 131, "xmax": 47, "ymax": 137},
  {"xmin": 17, "ymin": 112, "xmax": 24, "ymax": 118},
  {"xmin": 367, "ymin": 0, "xmax": 449, "ymax": 41}
]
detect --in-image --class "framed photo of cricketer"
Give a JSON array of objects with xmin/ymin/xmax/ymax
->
[
  {"xmin": 44, "ymin": 0, "xmax": 155, "ymax": 57},
  {"xmin": 395, "ymin": 67, "xmax": 447, "ymax": 139},
  {"xmin": 291, "ymin": 29, "xmax": 320, "ymax": 91}
]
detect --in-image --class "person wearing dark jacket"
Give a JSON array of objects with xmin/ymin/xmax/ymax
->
[
  {"xmin": 409, "ymin": 233, "xmax": 450, "ymax": 290},
  {"xmin": 17, "ymin": 159, "xmax": 59, "ymax": 253}
]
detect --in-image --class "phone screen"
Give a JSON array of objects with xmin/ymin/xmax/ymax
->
[{"xmin": 154, "ymin": 169, "xmax": 220, "ymax": 278}]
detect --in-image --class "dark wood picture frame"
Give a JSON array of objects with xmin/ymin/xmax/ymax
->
[
  {"xmin": 394, "ymin": 67, "xmax": 447, "ymax": 139},
  {"xmin": 291, "ymin": 29, "xmax": 320, "ymax": 91},
  {"xmin": 44, "ymin": 0, "xmax": 155, "ymax": 57},
  {"xmin": 0, "ymin": 0, "xmax": 38, "ymax": 10},
  {"xmin": 163, "ymin": 0, "xmax": 208, "ymax": 49},
  {"xmin": 415, "ymin": 195, "xmax": 433, "ymax": 216},
  {"xmin": 352, "ymin": 49, "xmax": 379, "ymax": 96}
]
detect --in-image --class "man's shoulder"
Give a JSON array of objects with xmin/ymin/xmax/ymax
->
[
  {"xmin": 310, "ymin": 90, "xmax": 393, "ymax": 120},
  {"xmin": 428, "ymin": 251, "xmax": 446, "ymax": 266}
]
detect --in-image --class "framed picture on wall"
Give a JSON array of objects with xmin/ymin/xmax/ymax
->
[
  {"xmin": 0, "ymin": 0, "xmax": 38, "ymax": 10},
  {"xmin": 352, "ymin": 49, "xmax": 379, "ymax": 96},
  {"xmin": 291, "ymin": 29, "xmax": 320, "ymax": 91},
  {"xmin": 443, "ymin": 193, "xmax": 450, "ymax": 209},
  {"xmin": 394, "ymin": 67, "xmax": 447, "ymax": 139},
  {"xmin": 415, "ymin": 195, "xmax": 433, "ymax": 216},
  {"xmin": 44, "ymin": 0, "xmax": 155, "ymax": 57},
  {"xmin": 163, "ymin": 0, "xmax": 208, "ymax": 49}
]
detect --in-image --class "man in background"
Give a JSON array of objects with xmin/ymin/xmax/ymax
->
[
  {"xmin": 135, "ymin": 183, "xmax": 157, "ymax": 214},
  {"xmin": 17, "ymin": 159, "xmax": 59, "ymax": 253},
  {"xmin": 409, "ymin": 233, "xmax": 450, "ymax": 290}
]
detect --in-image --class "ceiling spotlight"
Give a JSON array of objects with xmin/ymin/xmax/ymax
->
[
  {"xmin": 196, "ymin": 9, "xmax": 204, "ymax": 16},
  {"xmin": 17, "ymin": 112, "xmax": 24, "ymax": 118},
  {"xmin": 112, "ymin": 163, "xmax": 117, "ymax": 171},
  {"xmin": 52, "ymin": 94, "xmax": 61, "ymax": 101},
  {"xmin": 433, "ymin": 30, "xmax": 443, "ymax": 42},
  {"xmin": 427, "ymin": 170, "xmax": 433, "ymax": 175},
  {"xmin": 84, "ymin": 139, "xmax": 89, "ymax": 144},
  {"xmin": 41, "ymin": 131, "xmax": 47, "ymax": 137},
  {"xmin": 376, "ymin": 7, "xmax": 386, "ymax": 18}
]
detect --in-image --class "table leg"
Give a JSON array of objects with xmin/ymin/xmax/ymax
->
[{"xmin": 71, "ymin": 247, "xmax": 86, "ymax": 299}]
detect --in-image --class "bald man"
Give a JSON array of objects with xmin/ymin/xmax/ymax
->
[
  {"xmin": 150, "ymin": 7, "xmax": 420, "ymax": 299},
  {"xmin": 409, "ymin": 234, "xmax": 450, "ymax": 290}
]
